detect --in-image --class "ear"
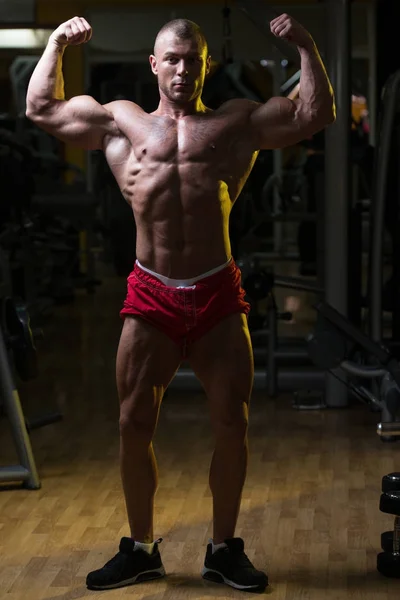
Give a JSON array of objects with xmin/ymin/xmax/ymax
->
[
  {"xmin": 149, "ymin": 55, "xmax": 158, "ymax": 75},
  {"xmin": 205, "ymin": 55, "xmax": 212, "ymax": 75}
]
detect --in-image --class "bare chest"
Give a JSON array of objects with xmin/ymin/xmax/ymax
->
[{"xmin": 132, "ymin": 116, "xmax": 249, "ymax": 165}]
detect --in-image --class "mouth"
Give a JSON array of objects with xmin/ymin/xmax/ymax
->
[{"xmin": 174, "ymin": 83, "xmax": 191, "ymax": 89}]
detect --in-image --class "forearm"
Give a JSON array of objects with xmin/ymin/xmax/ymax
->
[
  {"xmin": 297, "ymin": 41, "xmax": 335, "ymax": 121},
  {"xmin": 26, "ymin": 40, "xmax": 66, "ymax": 115}
]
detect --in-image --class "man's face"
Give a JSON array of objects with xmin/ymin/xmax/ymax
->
[{"xmin": 150, "ymin": 32, "xmax": 211, "ymax": 104}]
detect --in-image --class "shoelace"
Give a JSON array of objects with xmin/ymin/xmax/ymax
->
[{"xmin": 104, "ymin": 552, "xmax": 127, "ymax": 571}]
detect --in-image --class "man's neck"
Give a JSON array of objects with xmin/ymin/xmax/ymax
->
[{"xmin": 155, "ymin": 95, "xmax": 208, "ymax": 118}]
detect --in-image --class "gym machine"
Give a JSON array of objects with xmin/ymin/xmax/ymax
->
[
  {"xmin": 0, "ymin": 288, "xmax": 63, "ymax": 488},
  {"xmin": 307, "ymin": 300, "xmax": 400, "ymax": 441},
  {"xmin": 234, "ymin": 72, "xmax": 400, "ymax": 432},
  {"xmin": 368, "ymin": 69, "xmax": 400, "ymax": 349},
  {"xmin": 0, "ymin": 297, "xmax": 40, "ymax": 489},
  {"xmin": 242, "ymin": 257, "xmax": 325, "ymax": 399},
  {"xmin": 294, "ymin": 68, "xmax": 400, "ymax": 420}
]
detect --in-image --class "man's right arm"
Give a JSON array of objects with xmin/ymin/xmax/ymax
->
[{"xmin": 26, "ymin": 17, "xmax": 119, "ymax": 150}]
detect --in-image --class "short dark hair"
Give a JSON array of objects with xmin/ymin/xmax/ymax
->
[{"xmin": 154, "ymin": 19, "xmax": 208, "ymax": 55}]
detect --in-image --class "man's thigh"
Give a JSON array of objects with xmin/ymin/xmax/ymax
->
[{"xmin": 188, "ymin": 313, "xmax": 254, "ymax": 423}]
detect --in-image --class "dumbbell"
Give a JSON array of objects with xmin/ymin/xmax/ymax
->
[
  {"xmin": 381, "ymin": 474, "xmax": 400, "ymax": 553},
  {"xmin": 378, "ymin": 475, "xmax": 400, "ymax": 577}
]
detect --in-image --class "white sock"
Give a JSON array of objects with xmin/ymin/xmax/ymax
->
[
  {"xmin": 210, "ymin": 538, "xmax": 228, "ymax": 554},
  {"xmin": 133, "ymin": 540, "xmax": 155, "ymax": 554}
]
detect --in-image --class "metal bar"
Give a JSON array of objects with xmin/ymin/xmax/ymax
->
[
  {"xmin": 324, "ymin": 0, "xmax": 351, "ymax": 407},
  {"xmin": 347, "ymin": 184, "xmax": 362, "ymax": 328},
  {"xmin": 369, "ymin": 71, "xmax": 400, "ymax": 342},
  {"xmin": 169, "ymin": 367, "xmax": 325, "ymax": 392},
  {"xmin": 367, "ymin": 0, "xmax": 377, "ymax": 147},
  {"xmin": 266, "ymin": 298, "xmax": 278, "ymax": 396},
  {"xmin": 252, "ymin": 346, "xmax": 311, "ymax": 364},
  {"xmin": 274, "ymin": 275, "xmax": 323, "ymax": 294},
  {"xmin": 340, "ymin": 360, "xmax": 386, "ymax": 378},
  {"xmin": 0, "ymin": 466, "xmax": 30, "ymax": 482},
  {"xmin": 315, "ymin": 301, "xmax": 392, "ymax": 364},
  {"xmin": 393, "ymin": 126, "xmax": 400, "ymax": 342},
  {"xmin": 377, "ymin": 422, "xmax": 400, "ymax": 437},
  {"xmin": 281, "ymin": 69, "xmax": 301, "ymax": 94},
  {"xmin": 272, "ymin": 49, "xmax": 284, "ymax": 255}
]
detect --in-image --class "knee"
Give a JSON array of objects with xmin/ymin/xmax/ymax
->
[
  {"xmin": 119, "ymin": 390, "xmax": 162, "ymax": 443},
  {"xmin": 212, "ymin": 409, "xmax": 249, "ymax": 442},
  {"xmin": 119, "ymin": 412, "xmax": 155, "ymax": 443}
]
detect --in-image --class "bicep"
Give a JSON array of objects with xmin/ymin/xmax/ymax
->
[
  {"xmin": 250, "ymin": 96, "xmax": 314, "ymax": 150},
  {"xmin": 29, "ymin": 95, "xmax": 118, "ymax": 150}
]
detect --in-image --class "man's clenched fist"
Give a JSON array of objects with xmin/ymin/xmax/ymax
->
[
  {"xmin": 50, "ymin": 17, "xmax": 92, "ymax": 47},
  {"xmin": 270, "ymin": 14, "xmax": 313, "ymax": 50}
]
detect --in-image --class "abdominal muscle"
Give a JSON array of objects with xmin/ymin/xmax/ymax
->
[
  {"xmin": 112, "ymin": 159, "xmax": 234, "ymax": 279},
  {"xmin": 103, "ymin": 104, "xmax": 256, "ymax": 279}
]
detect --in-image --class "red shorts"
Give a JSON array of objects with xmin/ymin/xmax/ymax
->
[{"xmin": 120, "ymin": 259, "xmax": 250, "ymax": 357}]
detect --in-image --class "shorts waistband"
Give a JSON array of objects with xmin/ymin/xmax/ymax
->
[{"xmin": 135, "ymin": 258, "xmax": 233, "ymax": 288}]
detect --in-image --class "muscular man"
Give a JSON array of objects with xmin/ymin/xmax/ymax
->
[{"xmin": 26, "ymin": 14, "xmax": 334, "ymax": 593}]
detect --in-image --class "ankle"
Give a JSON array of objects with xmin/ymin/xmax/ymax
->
[
  {"xmin": 210, "ymin": 538, "xmax": 228, "ymax": 553},
  {"xmin": 132, "ymin": 539, "xmax": 155, "ymax": 554},
  {"xmin": 212, "ymin": 532, "xmax": 234, "ymax": 545},
  {"xmin": 131, "ymin": 535, "xmax": 154, "ymax": 543}
]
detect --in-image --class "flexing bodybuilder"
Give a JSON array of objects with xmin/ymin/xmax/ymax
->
[{"xmin": 26, "ymin": 13, "xmax": 334, "ymax": 593}]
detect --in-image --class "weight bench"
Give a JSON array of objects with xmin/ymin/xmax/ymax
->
[{"xmin": 308, "ymin": 301, "xmax": 400, "ymax": 440}]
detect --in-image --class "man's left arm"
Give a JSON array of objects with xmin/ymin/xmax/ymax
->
[{"xmin": 249, "ymin": 14, "xmax": 336, "ymax": 150}]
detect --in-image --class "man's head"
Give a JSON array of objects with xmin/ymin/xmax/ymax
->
[{"xmin": 150, "ymin": 19, "xmax": 211, "ymax": 105}]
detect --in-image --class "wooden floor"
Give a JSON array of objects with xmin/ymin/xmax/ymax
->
[{"xmin": 1, "ymin": 268, "xmax": 400, "ymax": 599}]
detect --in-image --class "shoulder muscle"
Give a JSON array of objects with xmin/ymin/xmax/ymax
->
[{"xmin": 27, "ymin": 95, "xmax": 120, "ymax": 150}]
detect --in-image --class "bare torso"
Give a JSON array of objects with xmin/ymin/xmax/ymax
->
[{"xmin": 104, "ymin": 99, "xmax": 258, "ymax": 278}]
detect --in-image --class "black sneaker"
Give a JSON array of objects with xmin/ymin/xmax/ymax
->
[
  {"xmin": 86, "ymin": 537, "xmax": 165, "ymax": 590},
  {"xmin": 201, "ymin": 537, "xmax": 268, "ymax": 593}
]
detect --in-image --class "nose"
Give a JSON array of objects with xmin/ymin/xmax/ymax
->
[{"xmin": 177, "ymin": 60, "xmax": 188, "ymax": 77}]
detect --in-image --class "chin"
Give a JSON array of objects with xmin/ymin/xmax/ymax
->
[
  {"xmin": 171, "ymin": 92, "xmax": 192, "ymax": 104},
  {"xmin": 172, "ymin": 88, "xmax": 191, "ymax": 96}
]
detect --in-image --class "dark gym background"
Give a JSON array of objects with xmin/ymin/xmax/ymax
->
[{"xmin": 2, "ymin": 0, "xmax": 400, "ymax": 597}]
